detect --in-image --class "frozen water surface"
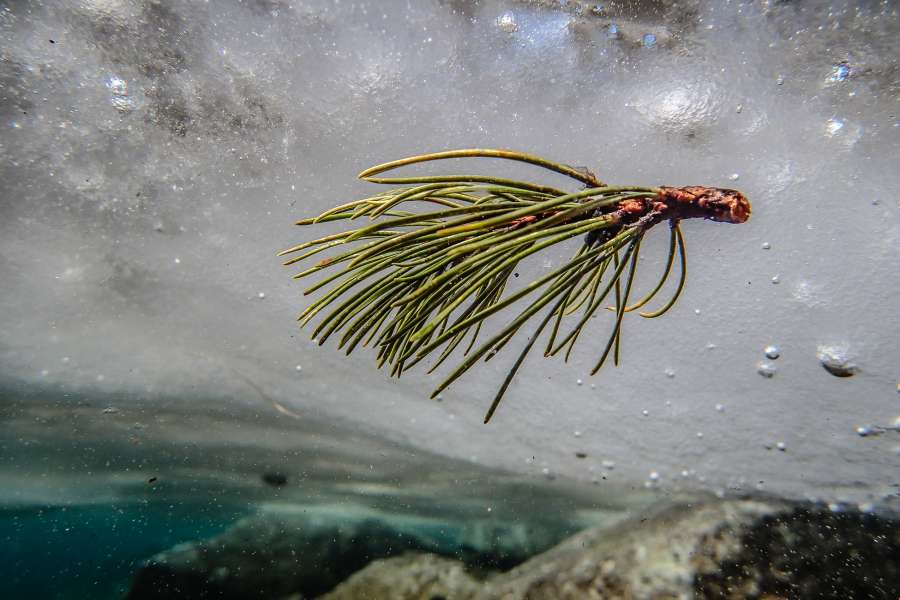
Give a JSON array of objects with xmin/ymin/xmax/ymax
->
[{"xmin": 1, "ymin": 2, "xmax": 899, "ymax": 590}]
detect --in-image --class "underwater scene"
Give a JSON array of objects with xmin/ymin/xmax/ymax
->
[{"xmin": 1, "ymin": 0, "xmax": 898, "ymax": 598}]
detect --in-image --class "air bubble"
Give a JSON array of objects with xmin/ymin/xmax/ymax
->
[
  {"xmin": 257, "ymin": 292, "xmax": 266, "ymax": 299},
  {"xmin": 764, "ymin": 345, "xmax": 780, "ymax": 359},
  {"xmin": 295, "ymin": 365, "xmax": 302, "ymax": 372},
  {"xmin": 771, "ymin": 275, "xmax": 780, "ymax": 284},
  {"xmin": 641, "ymin": 409, "xmax": 649, "ymax": 416},
  {"xmin": 648, "ymin": 471, "xmax": 659, "ymax": 482},
  {"xmin": 817, "ymin": 344, "xmax": 858, "ymax": 377},
  {"xmin": 829, "ymin": 62, "xmax": 851, "ymax": 82},
  {"xmin": 664, "ymin": 368, "xmax": 675, "ymax": 378},
  {"xmin": 642, "ymin": 33, "xmax": 657, "ymax": 47},
  {"xmin": 761, "ymin": 242, "xmax": 771, "ymax": 250},
  {"xmin": 576, "ymin": 379, "xmax": 583, "ymax": 386},
  {"xmin": 825, "ymin": 118, "xmax": 844, "ymax": 136},
  {"xmin": 776, "ymin": 441, "xmax": 786, "ymax": 451},
  {"xmin": 728, "ymin": 173, "xmax": 740, "ymax": 181},
  {"xmin": 497, "ymin": 13, "xmax": 518, "ymax": 33},
  {"xmin": 715, "ymin": 403, "xmax": 725, "ymax": 412},
  {"xmin": 856, "ymin": 426, "xmax": 873, "ymax": 437},
  {"xmin": 757, "ymin": 362, "xmax": 777, "ymax": 378}
]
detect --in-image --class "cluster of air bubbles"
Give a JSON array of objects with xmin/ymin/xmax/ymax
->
[
  {"xmin": 817, "ymin": 344, "xmax": 858, "ymax": 377},
  {"xmin": 828, "ymin": 62, "xmax": 851, "ymax": 82},
  {"xmin": 497, "ymin": 13, "xmax": 518, "ymax": 33}
]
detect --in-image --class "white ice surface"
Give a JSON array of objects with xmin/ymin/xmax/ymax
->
[{"xmin": 0, "ymin": 0, "xmax": 898, "ymax": 506}]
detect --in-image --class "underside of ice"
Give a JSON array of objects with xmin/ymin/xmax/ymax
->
[{"xmin": 1, "ymin": 0, "xmax": 898, "ymax": 507}]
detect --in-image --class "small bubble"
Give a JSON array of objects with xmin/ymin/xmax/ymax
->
[
  {"xmin": 96, "ymin": 374, "xmax": 105, "ymax": 382},
  {"xmin": 641, "ymin": 409, "xmax": 649, "ymax": 416},
  {"xmin": 61, "ymin": 357, "xmax": 70, "ymax": 364},
  {"xmin": 576, "ymin": 378, "xmax": 583, "ymax": 386},
  {"xmin": 829, "ymin": 62, "xmax": 851, "ymax": 82},
  {"xmin": 857, "ymin": 502, "xmax": 874, "ymax": 514},
  {"xmin": 486, "ymin": 506, "xmax": 492, "ymax": 513},
  {"xmin": 589, "ymin": 383, "xmax": 596, "ymax": 389},
  {"xmin": 728, "ymin": 173, "xmax": 740, "ymax": 181},
  {"xmin": 257, "ymin": 292, "xmax": 266, "ymax": 299},
  {"xmin": 776, "ymin": 441, "xmax": 786, "ymax": 451},
  {"xmin": 573, "ymin": 430, "xmax": 582, "ymax": 438},
  {"xmin": 827, "ymin": 502, "xmax": 843, "ymax": 513},
  {"xmin": 705, "ymin": 343, "xmax": 717, "ymax": 351},
  {"xmin": 40, "ymin": 369, "xmax": 49, "ymax": 377},
  {"xmin": 607, "ymin": 23, "xmax": 619, "ymax": 38},
  {"xmin": 715, "ymin": 403, "xmax": 725, "ymax": 412},
  {"xmin": 295, "ymin": 365, "xmax": 302, "ymax": 372},
  {"xmin": 776, "ymin": 75, "xmax": 785, "ymax": 85},
  {"xmin": 735, "ymin": 104, "xmax": 743, "ymax": 113},
  {"xmin": 757, "ymin": 362, "xmax": 777, "ymax": 378},
  {"xmin": 642, "ymin": 33, "xmax": 657, "ymax": 47},
  {"xmin": 497, "ymin": 13, "xmax": 518, "ymax": 33},
  {"xmin": 856, "ymin": 426, "xmax": 874, "ymax": 437},
  {"xmin": 681, "ymin": 470, "xmax": 690, "ymax": 478},
  {"xmin": 825, "ymin": 118, "xmax": 844, "ymax": 136},
  {"xmin": 761, "ymin": 242, "xmax": 771, "ymax": 250},
  {"xmin": 648, "ymin": 470, "xmax": 659, "ymax": 482},
  {"xmin": 694, "ymin": 308, "xmax": 701, "ymax": 315},
  {"xmin": 174, "ymin": 257, "xmax": 181, "ymax": 264},
  {"xmin": 696, "ymin": 432, "xmax": 704, "ymax": 438},
  {"xmin": 771, "ymin": 275, "xmax": 780, "ymax": 284},
  {"xmin": 664, "ymin": 368, "xmax": 675, "ymax": 378},
  {"xmin": 764, "ymin": 345, "xmax": 780, "ymax": 359},
  {"xmin": 601, "ymin": 459, "xmax": 616, "ymax": 469}
]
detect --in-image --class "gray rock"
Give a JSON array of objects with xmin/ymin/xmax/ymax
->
[
  {"xmin": 320, "ymin": 553, "xmax": 481, "ymax": 600},
  {"xmin": 312, "ymin": 500, "xmax": 900, "ymax": 600}
]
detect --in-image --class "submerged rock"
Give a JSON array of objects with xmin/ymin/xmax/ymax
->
[
  {"xmin": 125, "ymin": 503, "xmax": 581, "ymax": 599},
  {"xmin": 321, "ymin": 499, "xmax": 899, "ymax": 600},
  {"xmin": 320, "ymin": 554, "xmax": 481, "ymax": 600}
]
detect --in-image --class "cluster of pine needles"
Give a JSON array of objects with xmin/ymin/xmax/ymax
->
[{"xmin": 280, "ymin": 150, "xmax": 689, "ymax": 422}]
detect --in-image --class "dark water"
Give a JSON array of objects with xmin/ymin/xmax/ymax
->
[{"xmin": 1, "ymin": 503, "xmax": 248, "ymax": 600}]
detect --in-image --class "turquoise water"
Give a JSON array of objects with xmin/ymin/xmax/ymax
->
[{"xmin": 1, "ymin": 503, "xmax": 248, "ymax": 600}]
